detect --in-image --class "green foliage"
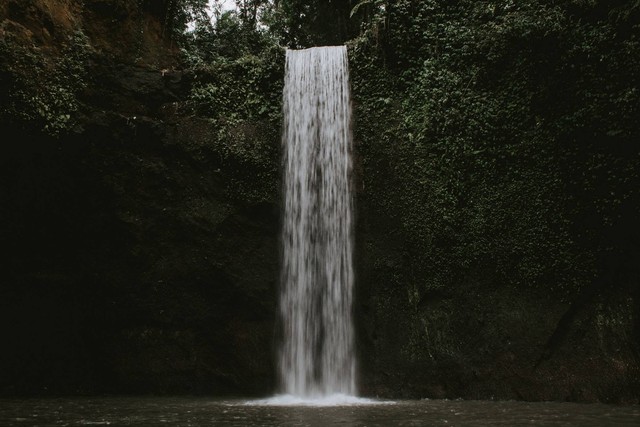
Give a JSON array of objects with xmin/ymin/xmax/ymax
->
[
  {"xmin": 190, "ymin": 52, "xmax": 282, "ymax": 122},
  {"xmin": 185, "ymin": 32, "xmax": 285, "ymax": 202},
  {"xmin": 164, "ymin": 0, "xmax": 210, "ymax": 40},
  {"xmin": 351, "ymin": 0, "xmax": 640, "ymax": 299},
  {"xmin": 0, "ymin": 30, "xmax": 91, "ymax": 136},
  {"xmin": 268, "ymin": 0, "xmax": 355, "ymax": 47},
  {"xmin": 163, "ymin": 1, "xmax": 286, "ymax": 202},
  {"xmin": 179, "ymin": 8, "xmax": 278, "ymax": 66}
]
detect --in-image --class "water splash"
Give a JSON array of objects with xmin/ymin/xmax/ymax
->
[
  {"xmin": 279, "ymin": 46, "xmax": 355, "ymax": 397},
  {"xmin": 245, "ymin": 394, "xmax": 387, "ymax": 407}
]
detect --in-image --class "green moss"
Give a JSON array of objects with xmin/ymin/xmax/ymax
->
[
  {"xmin": 0, "ymin": 29, "xmax": 91, "ymax": 137},
  {"xmin": 351, "ymin": 0, "xmax": 640, "ymax": 300},
  {"xmin": 184, "ymin": 45, "xmax": 285, "ymax": 203}
]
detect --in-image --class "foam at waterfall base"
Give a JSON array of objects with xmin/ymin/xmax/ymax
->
[{"xmin": 244, "ymin": 393, "xmax": 392, "ymax": 407}]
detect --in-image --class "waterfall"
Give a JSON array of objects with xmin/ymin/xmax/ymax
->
[{"xmin": 279, "ymin": 46, "xmax": 356, "ymax": 397}]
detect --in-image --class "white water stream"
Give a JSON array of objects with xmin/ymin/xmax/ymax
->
[{"xmin": 279, "ymin": 46, "xmax": 356, "ymax": 398}]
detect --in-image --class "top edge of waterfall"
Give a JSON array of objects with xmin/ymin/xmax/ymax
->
[{"xmin": 286, "ymin": 45, "xmax": 346, "ymax": 51}]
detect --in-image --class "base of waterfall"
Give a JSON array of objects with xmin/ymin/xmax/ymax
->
[{"xmin": 244, "ymin": 393, "xmax": 389, "ymax": 407}]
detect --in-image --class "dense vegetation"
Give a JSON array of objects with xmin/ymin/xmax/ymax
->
[
  {"xmin": 169, "ymin": 0, "xmax": 640, "ymax": 302},
  {"xmin": 351, "ymin": 0, "xmax": 640, "ymax": 299},
  {"xmin": 344, "ymin": 1, "xmax": 639, "ymax": 388}
]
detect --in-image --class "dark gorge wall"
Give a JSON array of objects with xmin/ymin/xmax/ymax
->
[
  {"xmin": 0, "ymin": 0, "xmax": 281, "ymax": 396},
  {"xmin": 350, "ymin": 0, "xmax": 640, "ymax": 403}
]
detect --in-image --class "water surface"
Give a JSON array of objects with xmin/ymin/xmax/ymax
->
[{"xmin": 1, "ymin": 397, "xmax": 638, "ymax": 426}]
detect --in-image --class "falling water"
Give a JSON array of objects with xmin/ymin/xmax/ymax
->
[{"xmin": 279, "ymin": 46, "xmax": 355, "ymax": 398}]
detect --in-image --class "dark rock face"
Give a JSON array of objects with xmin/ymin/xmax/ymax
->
[
  {"xmin": 350, "ymin": 66, "xmax": 640, "ymax": 406},
  {"xmin": 0, "ymin": 102, "xmax": 280, "ymax": 397},
  {"xmin": 0, "ymin": 1, "xmax": 278, "ymax": 396},
  {"xmin": 355, "ymin": 237, "xmax": 640, "ymax": 402}
]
